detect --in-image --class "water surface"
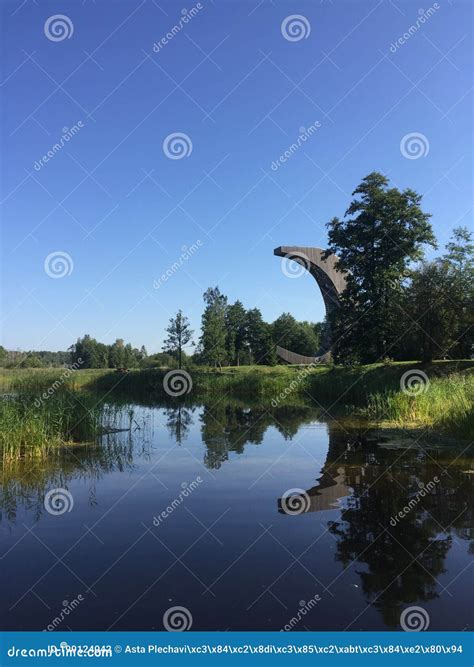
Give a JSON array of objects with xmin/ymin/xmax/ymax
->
[{"xmin": 1, "ymin": 399, "xmax": 472, "ymax": 631}]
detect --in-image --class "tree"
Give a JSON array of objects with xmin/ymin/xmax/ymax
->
[
  {"xmin": 405, "ymin": 261, "xmax": 454, "ymax": 362},
  {"xmin": 162, "ymin": 310, "xmax": 194, "ymax": 369},
  {"xmin": 442, "ymin": 227, "xmax": 474, "ymax": 358},
  {"xmin": 246, "ymin": 309, "xmax": 277, "ymax": 365},
  {"xmin": 199, "ymin": 287, "xmax": 228, "ymax": 369},
  {"xmin": 225, "ymin": 301, "xmax": 248, "ymax": 365},
  {"xmin": 271, "ymin": 314, "xmax": 321, "ymax": 357},
  {"xmin": 326, "ymin": 172, "xmax": 436, "ymax": 363},
  {"xmin": 0, "ymin": 346, "xmax": 7, "ymax": 366}
]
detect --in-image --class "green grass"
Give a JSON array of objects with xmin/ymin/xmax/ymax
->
[
  {"xmin": 0, "ymin": 388, "xmax": 108, "ymax": 461},
  {"xmin": 366, "ymin": 370, "xmax": 474, "ymax": 438}
]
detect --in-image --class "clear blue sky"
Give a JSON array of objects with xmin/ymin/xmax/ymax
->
[{"xmin": 1, "ymin": 0, "xmax": 472, "ymax": 352}]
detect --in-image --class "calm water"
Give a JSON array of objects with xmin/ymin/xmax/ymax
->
[{"xmin": 1, "ymin": 399, "xmax": 472, "ymax": 631}]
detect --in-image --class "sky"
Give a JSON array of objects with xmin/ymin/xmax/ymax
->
[{"xmin": 1, "ymin": 0, "xmax": 472, "ymax": 353}]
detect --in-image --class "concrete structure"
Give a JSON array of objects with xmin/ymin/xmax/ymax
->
[{"xmin": 273, "ymin": 246, "xmax": 347, "ymax": 362}]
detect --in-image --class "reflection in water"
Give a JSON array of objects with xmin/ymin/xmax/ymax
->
[
  {"xmin": 277, "ymin": 423, "xmax": 473, "ymax": 627},
  {"xmin": 0, "ymin": 397, "xmax": 472, "ymax": 630}
]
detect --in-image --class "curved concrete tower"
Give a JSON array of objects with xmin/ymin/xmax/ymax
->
[{"xmin": 274, "ymin": 246, "xmax": 347, "ymax": 363}]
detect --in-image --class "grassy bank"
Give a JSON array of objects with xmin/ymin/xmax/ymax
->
[
  {"xmin": 0, "ymin": 389, "xmax": 109, "ymax": 461},
  {"xmin": 0, "ymin": 361, "xmax": 472, "ymax": 451}
]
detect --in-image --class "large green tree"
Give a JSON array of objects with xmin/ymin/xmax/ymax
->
[
  {"xmin": 199, "ymin": 287, "xmax": 228, "ymax": 369},
  {"xmin": 326, "ymin": 172, "xmax": 436, "ymax": 363},
  {"xmin": 225, "ymin": 300, "xmax": 248, "ymax": 366}
]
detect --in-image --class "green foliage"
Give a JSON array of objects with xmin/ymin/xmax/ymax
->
[
  {"xmin": 271, "ymin": 313, "xmax": 320, "ymax": 356},
  {"xmin": 327, "ymin": 172, "xmax": 436, "ymax": 363},
  {"xmin": 199, "ymin": 287, "xmax": 228, "ymax": 368},
  {"xmin": 162, "ymin": 310, "xmax": 194, "ymax": 369},
  {"xmin": 70, "ymin": 334, "xmax": 146, "ymax": 369}
]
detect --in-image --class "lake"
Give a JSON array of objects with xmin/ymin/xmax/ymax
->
[{"xmin": 1, "ymin": 399, "xmax": 472, "ymax": 631}]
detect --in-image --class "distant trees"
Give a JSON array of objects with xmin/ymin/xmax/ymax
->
[
  {"xmin": 326, "ymin": 172, "xmax": 436, "ymax": 363},
  {"xmin": 162, "ymin": 310, "xmax": 194, "ymax": 368},
  {"xmin": 70, "ymin": 335, "xmax": 146, "ymax": 369},
  {"xmin": 197, "ymin": 291, "xmax": 318, "ymax": 367}
]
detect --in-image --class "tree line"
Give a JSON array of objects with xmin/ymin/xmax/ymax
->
[{"xmin": 2, "ymin": 172, "xmax": 472, "ymax": 369}]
